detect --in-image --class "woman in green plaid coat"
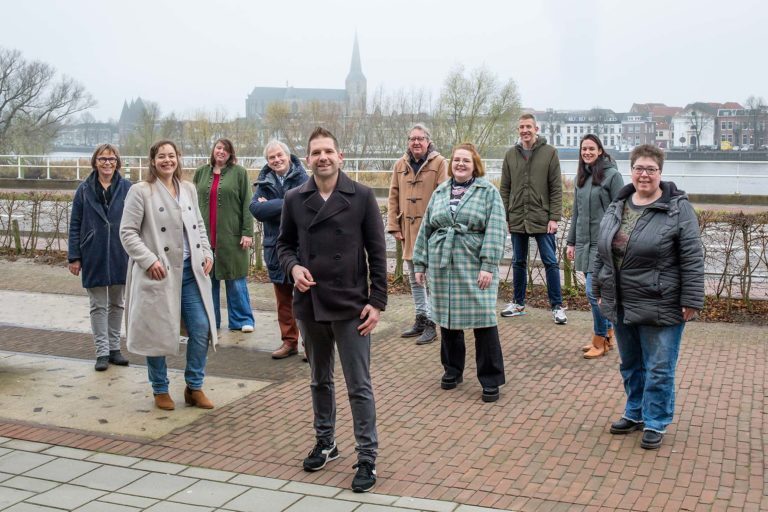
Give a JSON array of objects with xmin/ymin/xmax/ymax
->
[{"xmin": 413, "ymin": 143, "xmax": 507, "ymax": 403}]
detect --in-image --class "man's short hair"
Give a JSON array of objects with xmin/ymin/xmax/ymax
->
[
  {"xmin": 630, "ymin": 144, "xmax": 665, "ymax": 170},
  {"xmin": 518, "ymin": 113, "xmax": 537, "ymax": 126},
  {"xmin": 263, "ymin": 140, "xmax": 291, "ymax": 160},
  {"xmin": 307, "ymin": 126, "xmax": 339, "ymax": 154},
  {"xmin": 409, "ymin": 123, "xmax": 431, "ymax": 140}
]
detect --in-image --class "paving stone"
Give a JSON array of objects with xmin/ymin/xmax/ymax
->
[
  {"xmin": 118, "ymin": 473, "xmax": 197, "ymax": 499},
  {"xmin": 4, "ymin": 503, "xmax": 64, "ymax": 512},
  {"xmin": 25, "ymin": 483, "xmax": 105, "ymax": 509},
  {"xmin": 282, "ymin": 481, "xmax": 342, "ymax": 497},
  {"xmin": 222, "ymin": 487, "xmax": 303, "ymax": 512},
  {"xmin": 393, "ymin": 497, "xmax": 456, "ymax": 512},
  {"xmin": 0, "ymin": 436, "xmax": 11, "ymax": 443},
  {"xmin": 0, "ymin": 487, "xmax": 34, "ymax": 508},
  {"xmin": 144, "ymin": 502, "xmax": 213, "ymax": 512},
  {"xmin": 336, "ymin": 489, "xmax": 400, "ymax": 506},
  {"xmin": 98, "ymin": 492, "xmax": 159, "ymax": 509},
  {"xmin": 1, "ymin": 440, "xmax": 52, "ymax": 452},
  {"xmin": 86, "ymin": 452, "xmax": 142, "ymax": 467},
  {"xmin": 168, "ymin": 479, "xmax": 249, "ymax": 507},
  {"xmin": 357, "ymin": 505, "xmax": 428, "ymax": 512},
  {"xmin": 2, "ymin": 475, "xmax": 59, "ymax": 492},
  {"xmin": 0, "ymin": 451, "xmax": 55, "ymax": 474},
  {"xmin": 71, "ymin": 465, "xmax": 148, "ymax": 491},
  {"xmin": 74, "ymin": 502, "xmax": 140, "ymax": 512},
  {"xmin": 41, "ymin": 446, "xmax": 94, "ymax": 460},
  {"xmin": 456, "ymin": 506, "xmax": 509, "ymax": 512},
  {"xmin": 0, "ymin": 470, "xmax": 12, "ymax": 482},
  {"xmin": 179, "ymin": 466, "xmax": 238, "ymax": 482},
  {"xmin": 132, "ymin": 459, "xmax": 188, "ymax": 474},
  {"xmin": 23, "ymin": 458, "xmax": 100, "ymax": 482},
  {"xmin": 229, "ymin": 474, "xmax": 288, "ymax": 490},
  {"xmin": 283, "ymin": 496, "xmax": 358, "ymax": 512},
  {"xmin": 0, "ymin": 447, "xmax": 11, "ymax": 457}
]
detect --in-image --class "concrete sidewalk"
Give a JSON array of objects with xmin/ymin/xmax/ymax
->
[{"xmin": 0, "ymin": 258, "xmax": 766, "ymax": 511}]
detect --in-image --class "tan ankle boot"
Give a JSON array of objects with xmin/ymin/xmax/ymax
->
[
  {"xmin": 605, "ymin": 328, "xmax": 615, "ymax": 350},
  {"xmin": 271, "ymin": 343, "xmax": 298, "ymax": 359},
  {"xmin": 584, "ymin": 335, "xmax": 608, "ymax": 359},
  {"xmin": 154, "ymin": 393, "xmax": 175, "ymax": 410},
  {"xmin": 581, "ymin": 338, "xmax": 596, "ymax": 352},
  {"xmin": 184, "ymin": 387, "xmax": 214, "ymax": 409}
]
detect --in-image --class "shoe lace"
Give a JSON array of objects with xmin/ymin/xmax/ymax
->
[
  {"xmin": 308, "ymin": 441, "xmax": 332, "ymax": 458},
  {"xmin": 352, "ymin": 460, "xmax": 374, "ymax": 477}
]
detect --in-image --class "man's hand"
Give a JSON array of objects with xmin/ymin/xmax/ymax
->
[
  {"xmin": 240, "ymin": 236, "xmax": 252, "ymax": 249},
  {"xmin": 203, "ymin": 257, "xmax": 213, "ymax": 276},
  {"xmin": 393, "ymin": 231, "xmax": 404, "ymax": 241},
  {"xmin": 477, "ymin": 270, "xmax": 492, "ymax": 290},
  {"xmin": 257, "ymin": 197, "xmax": 267, "ymax": 203},
  {"xmin": 415, "ymin": 272, "xmax": 426, "ymax": 286},
  {"xmin": 547, "ymin": 220, "xmax": 559, "ymax": 234},
  {"xmin": 68, "ymin": 261, "xmax": 81, "ymax": 276},
  {"xmin": 148, "ymin": 260, "xmax": 167, "ymax": 280},
  {"xmin": 566, "ymin": 245, "xmax": 575, "ymax": 260},
  {"xmin": 682, "ymin": 307, "xmax": 698, "ymax": 322},
  {"xmin": 358, "ymin": 304, "xmax": 381, "ymax": 336},
  {"xmin": 291, "ymin": 265, "xmax": 316, "ymax": 292}
]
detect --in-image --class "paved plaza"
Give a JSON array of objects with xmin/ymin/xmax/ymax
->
[{"xmin": 0, "ymin": 259, "xmax": 765, "ymax": 511}]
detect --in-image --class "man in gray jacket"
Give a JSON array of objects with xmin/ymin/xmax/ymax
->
[{"xmin": 499, "ymin": 113, "xmax": 567, "ymax": 324}]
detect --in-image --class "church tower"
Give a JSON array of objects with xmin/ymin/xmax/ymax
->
[{"xmin": 345, "ymin": 33, "xmax": 367, "ymax": 116}]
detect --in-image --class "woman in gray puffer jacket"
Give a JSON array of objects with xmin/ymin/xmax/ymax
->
[
  {"xmin": 592, "ymin": 144, "xmax": 704, "ymax": 451},
  {"xmin": 566, "ymin": 134, "xmax": 624, "ymax": 359}
]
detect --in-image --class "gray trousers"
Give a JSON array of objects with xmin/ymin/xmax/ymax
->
[
  {"xmin": 86, "ymin": 285, "xmax": 125, "ymax": 357},
  {"xmin": 298, "ymin": 317, "xmax": 377, "ymax": 463},
  {"xmin": 405, "ymin": 259, "xmax": 430, "ymax": 318}
]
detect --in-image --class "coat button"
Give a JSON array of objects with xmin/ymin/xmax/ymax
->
[
  {"xmin": 192, "ymin": 225, "xmax": 196, "ymax": 229},
  {"xmin": 161, "ymin": 227, "xmax": 166, "ymax": 232},
  {"xmin": 333, "ymin": 254, "xmax": 341, "ymax": 260},
  {"xmin": 159, "ymin": 207, "xmax": 164, "ymax": 212},
  {"xmin": 188, "ymin": 206, "xmax": 192, "ymax": 210},
  {"xmin": 164, "ymin": 247, "xmax": 169, "ymax": 252},
  {"xmin": 196, "ymin": 244, "xmax": 200, "ymax": 248}
]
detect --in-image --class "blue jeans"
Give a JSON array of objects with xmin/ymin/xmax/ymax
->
[
  {"xmin": 147, "ymin": 259, "xmax": 210, "ymax": 394},
  {"xmin": 405, "ymin": 259, "xmax": 430, "ymax": 318},
  {"xmin": 211, "ymin": 275, "xmax": 254, "ymax": 330},
  {"xmin": 585, "ymin": 272, "xmax": 611, "ymax": 336},
  {"xmin": 614, "ymin": 307, "xmax": 685, "ymax": 433},
  {"xmin": 510, "ymin": 232, "xmax": 562, "ymax": 307}
]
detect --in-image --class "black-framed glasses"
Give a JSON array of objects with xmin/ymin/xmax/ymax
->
[
  {"xmin": 631, "ymin": 166, "xmax": 659, "ymax": 176},
  {"xmin": 408, "ymin": 136, "xmax": 428, "ymax": 142},
  {"xmin": 96, "ymin": 157, "xmax": 118, "ymax": 164}
]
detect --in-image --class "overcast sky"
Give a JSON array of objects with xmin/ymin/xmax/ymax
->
[{"xmin": 3, "ymin": 0, "xmax": 766, "ymax": 121}]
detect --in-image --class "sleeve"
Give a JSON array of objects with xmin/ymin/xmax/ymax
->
[
  {"xmin": 249, "ymin": 188, "xmax": 284, "ymax": 222},
  {"xmin": 435, "ymin": 157, "xmax": 449, "ymax": 186},
  {"xmin": 499, "ymin": 155, "xmax": 511, "ymax": 216},
  {"xmin": 385, "ymin": 164, "xmax": 400, "ymax": 233},
  {"xmin": 119, "ymin": 186, "xmax": 159, "ymax": 270},
  {"xmin": 190, "ymin": 184, "xmax": 213, "ymax": 260},
  {"xmin": 192, "ymin": 166, "xmax": 203, "ymax": 186},
  {"xmin": 412, "ymin": 194, "xmax": 436, "ymax": 274},
  {"xmin": 362, "ymin": 188, "xmax": 388, "ymax": 311},
  {"xmin": 239, "ymin": 168, "xmax": 254, "ymax": 237},
  {"xmin": 479, "ymin": 186, "xmax": 508, "ymax": 273},
  {"xmin": 608, "ymin": 171, "xmax": 624, "ymax": 201},
  {"xmin": 548, "ymin": 151, "xmax": 563, "ymax": 221},
  {"xmin": 276, "ymin": 192, "xmax": 300, "ymax": 281},
  {"xmin": 68, "ymin": 186, "xmax": 83, "ymax": 263},
  {"xmin": 566, "ymin": 187, "xmax": 578, "ymax": 246},
  {"xmin": 677, "ymin": 201, "xmax": 705, "ymax": 310}
]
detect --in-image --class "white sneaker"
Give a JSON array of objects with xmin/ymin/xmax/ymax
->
[
  {"xmin": 501, "ymin": 302, "xmax": 526, "ymax": 317},
  {"xmin": 241, "ymin": 325, "xmax": 254, "ymax": 333},
  {"xmin": 552, "ymin": 306, "xmax": 568, "ymax": 325}
]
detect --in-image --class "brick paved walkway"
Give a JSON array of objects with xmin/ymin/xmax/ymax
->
[{"xmin": 0, "ymin": 259, "xmax": 766, "ymax": 511}]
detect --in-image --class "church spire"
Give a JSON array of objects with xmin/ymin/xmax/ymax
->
[{"xmin": 345, "ymin": 32, "xmax": 366, "ymax": 115}]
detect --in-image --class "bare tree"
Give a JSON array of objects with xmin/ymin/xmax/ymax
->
[
  {"xmin": 434, "ymin": 65, "xmax": 521, "ymax": 154},
  {"xmin": 0, "ymin": 47, "xmax": 95, "ymax": 153}
]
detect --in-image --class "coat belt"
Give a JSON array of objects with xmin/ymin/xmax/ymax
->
[{"xmin": 431, "ymin": 224, "xmax": 482, "ymax": 268}]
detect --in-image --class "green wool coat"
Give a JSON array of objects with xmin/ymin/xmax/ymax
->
[
  {"xmin": 565, "ymin": 160, "xmax": 624, "ymax": 273},
  {"xmin": 193, "ymin": 164, "xmax": 254, "ymax": 280},
  {"xmin": 412, "ymin": 177, "xmax": 507, "ymax": 329}
]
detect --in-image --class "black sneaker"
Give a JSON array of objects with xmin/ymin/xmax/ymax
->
[
  {"xmin": 351, "ymin": 460, "xmax": 377, "ymax": 493},
  {"xmin": 303, "ymin": 440, "xmax": 339, "ymax": 472},
  {"xmin": 482, "ymin": 386, "xmax": 499, "ymax": 403},
  {"xmin": 94, "ymin": 356, "xmax": 109, "ymax": 372},
  {"xmin": 640, "ymin": 430, "xmax": 664, "ymax": 450},
  {"xmin": 440, "ymin": 373, "xmax": 463, "ymax": 390},
  {"xmin": 609, "ymin": 418, "xmax": 644, "ymax": 434}
]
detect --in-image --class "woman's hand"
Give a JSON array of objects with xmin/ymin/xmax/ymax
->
[
  {"xmin": 682, "ymin": 307, "xmax": 698, "ymax": 322},
  {"xmin": 566, "ymin": 245, "xmax": 575, "ymax": 260},
  {"xmin": 415, "ymin": 272, "xmax": 426, "ymax": 286},
  {"xmin": 477, "ymin": 270, "xmax": 492, "ymax": 290},
  {"xmin": 240, "ymin": 236, "xmax": 252, "ymax": 249},
  {"xmin": 147, "ymin": 260, "xmax": 167, "ymax": 280},
  {"xmin": 203, "ymin": 257, "xmax": 213, "ymax": 276},
  {"xmin": 68, "ymin": 261, "xmax": 81, "ymax": 276}
]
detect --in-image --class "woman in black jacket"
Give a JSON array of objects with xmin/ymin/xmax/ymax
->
[{"xmin": 593, "ymin": 144, "xmax": 704, "ymax": 450}]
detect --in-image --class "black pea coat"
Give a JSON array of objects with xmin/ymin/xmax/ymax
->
[{"xmin": 277, "ymin": 171, "xmax": 387, "ymax": 322}]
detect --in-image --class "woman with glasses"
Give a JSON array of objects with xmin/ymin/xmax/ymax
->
[
  {"xmin": 566, "ymin": 134, "xmax": 623, "ymax": 358},
  {"xmin": 593, "ymin": 144, "xmax": 704, "ymax": 450},
  {"xmin": 193, "ymin": 139, "xmax": 255, "ymax": 332},
  {"xmin": 412, "ymin": 143, "xmax": 507, "ymax": 403},
  {"xmin": 68, "ymin": 144, "xmax": 132, "ymax": 371}
]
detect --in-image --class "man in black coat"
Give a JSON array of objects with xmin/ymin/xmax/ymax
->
[{"xmin": 277, "ymin": 127, "xmax": 387, "ymax": 493}]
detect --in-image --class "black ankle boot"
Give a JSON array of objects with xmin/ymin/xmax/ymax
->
[
  {"xmin": 109, "ymin": 350, "xmax": 129, "ymax": 366},
  {"xmin": 401, "ymin": 314, "xmax": 427, "ymax": 338}
]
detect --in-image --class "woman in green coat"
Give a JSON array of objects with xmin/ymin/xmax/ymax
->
[
  {"xmin": 193, "ymin": 138, "xmax": 255, "ymax": 332},
  {"xmin": 565, "ymin": 134, "xmax": 623, "ymax": 358},
  {"xmin": 413, "ymin": 143, "xmax": 507, "ymax": 403}
]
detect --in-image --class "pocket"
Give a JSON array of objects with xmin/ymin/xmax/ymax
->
[{"xmin": 80, "ymin": 229, "xmax": 95, "ymax": 248}]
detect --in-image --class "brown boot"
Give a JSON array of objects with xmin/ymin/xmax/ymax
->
[
  {"xmin": 584, "ymin": 335, "xmax": 608, "ymax": 359},
  {"xmin": 184, "ymin": 387, "xmax": 214, "ymax": 409},
  {"xmin": 605, "ymin": 328, "xmax": 615, "ymax": 350},
  {"xmin": 272, "ymin": 343, "xmax": 298, "ymax": 359},
  {"xmin": 154, "ymin": 393, "xmax": 175, "ymax": 411},
  {"xmin": 581, "ymin": 338, "xmax": 596, "ymax": 352}
]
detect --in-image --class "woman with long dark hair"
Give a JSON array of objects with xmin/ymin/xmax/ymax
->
[{"xmin": 566, "ymin": 134, "xmax": 623, "ymax": 358}]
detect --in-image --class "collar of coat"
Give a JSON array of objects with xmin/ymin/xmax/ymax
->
[
  {"xmin": 256, "ymin": 154, "xmax": 306, "ymax": 186},
  {"xmin": 515, "ymin": 135, "xmax": 548, "ymax": 154},
  {"xmin": 615, "ymin": 180, "xmax": 688, "ymax": 212},
  {"xmin": 296, "ymin": 170, "xmax": 357, "ymax": 228},
  {"xmin": 403, "ymin": 146, "xmax": 440, "ymax": 165}
]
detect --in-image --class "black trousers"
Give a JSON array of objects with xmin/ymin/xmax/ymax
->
[{"xmin": 440, "ymin": 326, "xmax": 506, "ymax": 388}]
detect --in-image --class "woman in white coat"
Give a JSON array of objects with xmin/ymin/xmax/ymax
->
[{"xmin": 120, "ymin": 139, "xmax": 218, "ymax": 411}]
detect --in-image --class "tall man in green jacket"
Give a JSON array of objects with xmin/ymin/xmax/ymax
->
[{"xmin": 499, "ymin": 113, "xmax": 567, "ymax": 325}]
